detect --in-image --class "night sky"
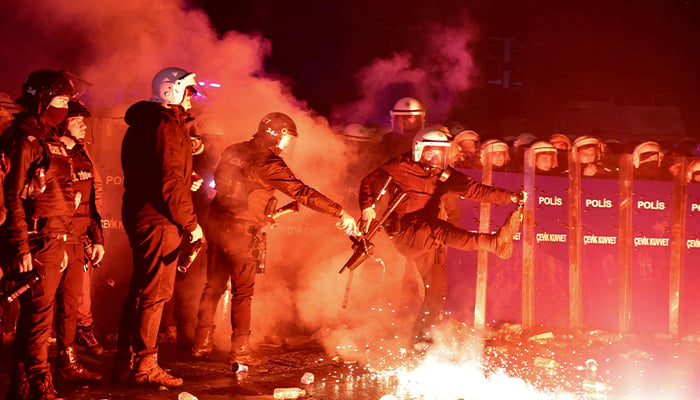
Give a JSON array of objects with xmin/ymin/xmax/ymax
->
[{"xmin": 194, "ymin": 0, "xmax": 700, "ymax": 137}]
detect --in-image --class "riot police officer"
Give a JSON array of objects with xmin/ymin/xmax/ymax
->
[
  {"xmin": 358, "ymin": 127, "xmax": 526, "ymax": 346},
  {"xmin": 2, "ymin": 69, "xmax": 77, "ymax": 400},
  {"xmin": 190, "ymin": 112, "xmax": 358, "ymax": 368},
  {"xmin": 53, "ymin": 100, "xmax": 103, "ymax": 382},
  {"xmin": 113, "ymin": 67, "xmax": 203, "ymax": 388},
  {"xmin": 378, "ymin": 97, "xmax": 426, "ymax": 161}
]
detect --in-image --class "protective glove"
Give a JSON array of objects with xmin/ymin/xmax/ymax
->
[
  {"xmin": 191, "ymin": 172, "xmax": 204, "ymax": 192},
  {"xmin": 336, "ymin": 209, "xmax": 360, "ymax": 236},
  {"xmin": 511, "ymin": 189, "xmax": 528, "ymax": 205},
  {"xmin": 359, "ymin": 207, "xmax": 376, "ymax": 234},
  {"xmin": 189, "ymin": 223, "xmax": 204, "ymax": 243}
]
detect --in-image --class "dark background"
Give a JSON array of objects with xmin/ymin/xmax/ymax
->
[{"xmin": 193, "ymin": 0, "xmax": 700, "ymax": 139}]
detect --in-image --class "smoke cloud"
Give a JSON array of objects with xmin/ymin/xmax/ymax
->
[
  {"xmin": 331, "ymin": 19, "xmax": 478, "ymax": 127},
  {"xmin": 1, "ymin": 0, "xmax": 480, "ymax": 358}
]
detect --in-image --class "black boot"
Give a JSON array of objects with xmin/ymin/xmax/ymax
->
[
  {"xmin": 56, "ymin": 346, "xmax": 102, "ymax": 381},
  {"xmin": 6, "ymin": 364, "xmax": 29, "ymax": 400},
  {"xmin": 28, "ymin": 373, "xmax": 56, "ymax": 400},
  {"xmin": 76, "ymin": 325, "xmax": 104, "ymax": 356},
  {"xmin": 130, "ymin": 353, "xmax": 183, "ymax": 388},
  {"xmin": 228, "ymin": 334, "xmax": 265, "ymax": 366},
  {"xmin": 190, "ymin": 327, "xmax": 213, "ymax": 359}
]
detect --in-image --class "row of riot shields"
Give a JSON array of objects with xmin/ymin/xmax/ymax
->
[{"xmin": 445, "ymin": 151, "xmax": 700, "ymax": 335}]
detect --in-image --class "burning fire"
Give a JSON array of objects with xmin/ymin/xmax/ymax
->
[{"xmin": 391, "ymin": 355, "xmax": 578, "ymax": 400}]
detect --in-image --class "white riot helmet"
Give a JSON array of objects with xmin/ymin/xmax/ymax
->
[
  {"xmin": 688, "ymin": 160, "xmax": 700, "ymax": 183},
  {"xmin": 633, "ymin": 141, "xmax": 664, "ymax": 168},
  {"xmin": 531, "ymin": 140, "xmax": 557, "ymax": 154},
  {"xmin": 413, "ymin": 127, "xmax": 451, "ymax": 171},
  {"xmin": 343, "ymin": 123, "xmax": 376, "ymax": 143},
  {"xmin": 572, "ymin": 135, "xmax": 605, "ymax": 162},
  {"xmin": 549, "ymin": 133, "xmax": 571, "ymax": 151},
  {"xmin": 513, "ymin": 132, "xmax": 538, "ymax": 149},
  {"xmin": 530, "ymin": 140, "xmax": 558, "ymax": 169},
  {"xmin": 480, "ymin": 138, "xmax": 510, "ymax": 166},
  {"xmin": 391, "ymin": 97, "xmax": 425, "ymax": 135},
  {"xmin": 151, "ymin": 67, "xmax": 198, "ymax": 105}
]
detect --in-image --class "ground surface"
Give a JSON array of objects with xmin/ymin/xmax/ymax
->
[{"xmin": 1, "ymin": 326, "xmax": 699, "ymax": 400}]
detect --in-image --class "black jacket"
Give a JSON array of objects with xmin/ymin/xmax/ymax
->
[
  {"xmin": 2, "ymin": 113, "xmax": 75, "ymax": 257},
  {"xmin": 359, "ymin": 153, "xmax": 515, "ymax": 221},
  {"xmin": 68, "ymin": 144, "xmax": 104, "ymax": 245},
  {"xmin": 209, "ymin": 137, "xmax": 342, "ymax": 226},
  {"xmin": 121, "ymin": 101, "xmax": 197, "ymax": 232}
]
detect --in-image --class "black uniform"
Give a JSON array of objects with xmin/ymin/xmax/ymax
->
[
  {"xmin": 117, "ymin": 100, "xmax": 197, "ymax": 361},
  {"xmin": 359, "ymin": 153, "xmax": 518, "ymax": 340},
  {"xmin": 2, "ymin": 113, "xmax": 75, "ymax": 388},
  {"xmin": 195, "ymin": 137, "xmax": 342, "ymax": 343},
  {"xmin": 378, "ymin": 130, "xmax": 413, "ymax": 164},
  {"xmin": 54, "ymin": 144, "xmax": 103, "ymax": 357}
]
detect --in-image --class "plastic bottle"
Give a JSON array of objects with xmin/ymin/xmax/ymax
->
[
  {"xmin": 273, "ymin": 387, "xmax": 306, "ymax": 399},
  {"xmin": 300, "ymin": 372, "xmax": 314, "ymax": 385},
  {"xmin": 231, "ymin": 362, "xmax": 248, "ymax": 373},
  {"xmin": 178, "ymin": 392, "xmax": 198, "ymax": 400}
]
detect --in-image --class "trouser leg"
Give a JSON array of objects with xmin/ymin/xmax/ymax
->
[
  {"xmin": 195, "ymin": 243, "xmax": 232, "ymax": 332},
  {"xmin": 55, "ymin": 243, "xmax": 84, "ymax": 351},
  {"xmin": 174, "ymin": 243, "xmax": 207, "ymax": 347},
  {"xmin": 411, "ymin": 247, "xmax": 448, "ymax": 339},
  {"xmin": 76, "ymin": 258, "xmax": 94, "ymax": 328},
  {"xmin": 229, "ymin": 250, "xmax": 256, "ymax": 338},
  {"xmin": 128, "ymin": 224, "xmax": 182, "ymax": 356},
  {"xmin": 19, "ymin": 238, "xmax": 64, "ymax": 379}
]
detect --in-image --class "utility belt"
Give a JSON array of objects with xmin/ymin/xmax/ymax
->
[{"xmin": 27, "ymin": 217, "xmax": 68, "ymax": 242}]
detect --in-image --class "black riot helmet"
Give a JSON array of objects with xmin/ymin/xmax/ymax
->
[
  {"xmin": 254, "ymin": 112, "xmax": 298, "ymax": 155},
  {"xmin": 66, "ymin": 99, "xmax": 90, "ymax": 119},
  {"xmin": 16, "ymin": 69, "xmax": 77, "ymax": 115}
]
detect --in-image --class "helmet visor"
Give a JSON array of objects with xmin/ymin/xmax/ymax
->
[
  {"xmin": 393, "ymin": 114, "xmax": 424, "ymax": 135},
  {"xmin": 420, "ymin": 145, "xmax": 448, "ymax": 170},
  {"xmin": 278, "ymin": 132, "xmax": 297, "ymax": 157}
]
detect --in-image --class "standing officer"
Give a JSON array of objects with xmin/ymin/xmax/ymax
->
[
  {"xmin": 190, "ymin": 112, "xmax": 358, "ymax": 368},
  {"xmin": 113, "ymin": 67, "xmax": 203, "ymax": 388},
  {"xmin": 378, "ymin": 97, "xmax": 426, "ymax": 161},
  {"xmin": 2, "ymin": 69, "xmax": 77, "ymax": 400},
  {"xmin": 53, "ymin": 100, "xmax": 104, "ymax": 382}
]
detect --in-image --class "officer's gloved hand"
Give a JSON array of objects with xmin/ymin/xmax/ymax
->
[
  {"xmin": 511, "ymin": 189, "xmax": 527, "ymax": 205},
  {"xmin": 337, "ymin": 209, "xmax": 360, "ymax": 236},
  {"xmin": 359, "ymin": 207, "xmax": 376, "ymax": 234},
  {"xmin": 191, "ymin": 172, "xmax": 204, "ymax": 192},
  {"xmin": 189, "ymin": 224, "xmax": 204, "ymax": 243}
]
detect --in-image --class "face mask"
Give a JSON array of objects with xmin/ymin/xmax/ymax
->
[{"xmin": 44, "ymin": 106, "xmax": 69, "ymax": 127}]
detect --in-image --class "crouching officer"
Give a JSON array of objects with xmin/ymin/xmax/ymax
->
[
  {"xmin": 2, "ymin": 69, "xmax": 78, "ymax": 400},
  {"xmin": 358, "ymin": 127, "xmax": 526, "ymax": 346},
  {"xmin": 191, "ymin": 112, "xmax": 358, "ymax": 368}
]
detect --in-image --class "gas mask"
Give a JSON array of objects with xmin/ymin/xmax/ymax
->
[{"xmin": 44, "ymin": 106, "xmax": 69, "ymax": 127}]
